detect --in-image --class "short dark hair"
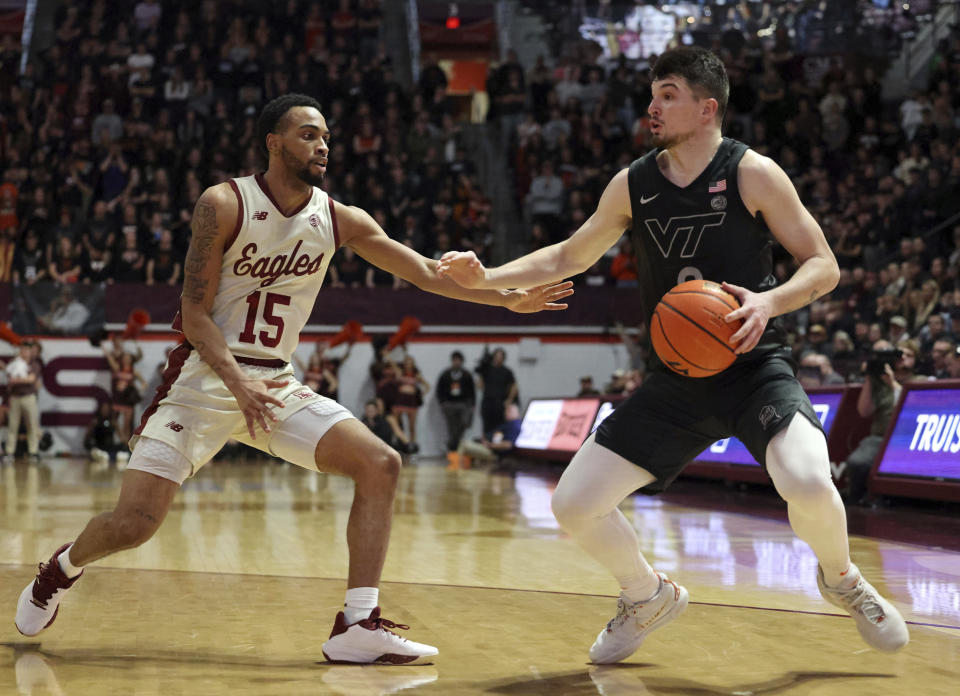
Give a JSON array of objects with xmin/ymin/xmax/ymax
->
[
  {"xmin": 451, "ymin": 350, "xmax": 464, "ymax": 361},
  {"xmin": 650, "ymin": 47, "xmax": 729, "ymax": 122},
  {"xmin": 256, "ymin": 93, "xmax": 323, "ymax": 159}
]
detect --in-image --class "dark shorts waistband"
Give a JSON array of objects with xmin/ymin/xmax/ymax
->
[
  {"xmin": 180, "ymin": 341, "xmax": 288, "ymax": 369},
  {"xmin": 234, "ymin": 355, "xmax": 288, "ymax": 368}
]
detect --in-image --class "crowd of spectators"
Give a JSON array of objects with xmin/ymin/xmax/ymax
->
[
  {"xmin": 529, "ymin": 1, "xmax": 943, "ymax": 64},
  {"xmin": 2, "ymin": 0, "xmax": 959, "ymax": 395},
  {"xmin": 0, "ymin": 0, "xmax": 493, "ymax": 292},
  {"xmin": 497, "ymin": 5, "xmax": 960, "ymax": 385}
]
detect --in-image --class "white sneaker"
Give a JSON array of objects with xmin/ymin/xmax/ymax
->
[
  {"xmin": 321, "ymin": 665, "xmax": 438, "ymax": 694},
  {"xmin": 589, "ymin": 665, "xmax": 653, "ymax": 695},
  {"xmin": 15, "ymin": 543, "xmax": 83, "ymax": 636},
  {"xmin": 589, "ymin": 573, "xmax": 689, "ymax": 664},
  {"xmin": 322, "ymin": 607, "xmax": 438, "ymax": 665},
  {"xmin": 817, "ymin": 564, "xmax": 909, "ymax": 652},
  {"xmin": 15, "ymin": 651, "xmax": 63, "ymax": 694},
  {"xmin": 116, "ymin": 450, "xmax": 130, "ymax": 469},
  {"xmin": 90, "ymin": 447, "xmax": 109, "ymax": 463}
]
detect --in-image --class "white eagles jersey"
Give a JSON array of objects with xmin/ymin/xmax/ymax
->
[{"xmin": 179, "ymin": 174, "xmax": 339, "ymax": 363}]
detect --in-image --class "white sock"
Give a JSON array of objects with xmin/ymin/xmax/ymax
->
[
  {"xmin": 621, "ymin": 571, "xmax": 662, "ymax": 604},
  {"xmin": 343, "ymin": 586, "xmax": 379, "ymax": 625},
  {"xmin": 824, "ymin": 562, "xmax": 860, "ymax": 590},
  {"xmin": 57, "ymin": 544, "xmax": 83, "ymax": 579}
]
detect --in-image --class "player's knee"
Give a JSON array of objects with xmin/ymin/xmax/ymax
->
[
  {"xmin": 551, "ymin": 487, "xmax": 590, "ymax": 531},
  {"xmin": 769, "ymin": 459, "xmax": 835, "ymax": 508},
  {"xmin": 550, "ymin": 493, "xmax": 574, "ymax": 530},
  {"xmin": 354, "ymin": 448, "xmax": 401, "ymax": 488},
  {"xmin": 380, "ymin": 449, "xmax": 402, "ymax": 480}
]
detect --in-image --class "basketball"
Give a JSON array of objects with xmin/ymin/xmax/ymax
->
[{"xmin": 651, "ymin": 280, "xmax": 744, "ymax": 377}]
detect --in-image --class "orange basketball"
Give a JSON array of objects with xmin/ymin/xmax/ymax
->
[{"xmin": 650, "ymin": 280, "xmax": 744, "ymax": 378}]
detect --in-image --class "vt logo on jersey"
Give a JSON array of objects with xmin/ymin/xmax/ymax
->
[
  {"xmin": 233, "ymin": 240, "xmax": 325, "ymax": 287},
  {"xmin": 643, "ymin": 213, "xmax": 725, "ymax": 258}
]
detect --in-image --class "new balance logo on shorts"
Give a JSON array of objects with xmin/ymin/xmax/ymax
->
[
  {"xmin": 165, "ymin": 421, "xmax": 184, "ymax": 432},
  {"xmin": 291, "ymin": 390, "xmax": 314, "ymax": 400},
  {"xmin": 251, "ymin": 211, "xmax": 269, "ymax": 221}
]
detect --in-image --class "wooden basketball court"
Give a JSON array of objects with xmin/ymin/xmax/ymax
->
[{"xmin": 2, "ymin": 456, "xmax": 958, "ymax": 695}]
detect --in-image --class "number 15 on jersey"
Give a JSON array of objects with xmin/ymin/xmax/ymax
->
[{"xmin": 238, "ymin": 290, "xmax": 290, "ymax": 347}]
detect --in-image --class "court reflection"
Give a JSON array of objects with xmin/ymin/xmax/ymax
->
[{"xmin": 480, "ymin": 665, "xmax": 896, "ymax": 696}]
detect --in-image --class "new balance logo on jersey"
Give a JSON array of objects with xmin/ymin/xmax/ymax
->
[
  {"xmin": 644, "ymin": 213, "xmax": 725, "ymax": 258},
  {"xmin": 165, "ymin": 420, "xmax": 184, "ymax": 432},
  {"xmin": 252, "ymin": 211, "xmax": 269, "ymax": 221},
  {"xmin": 233, "ymin": 240, "xmax": 325, "ymax": 287}
]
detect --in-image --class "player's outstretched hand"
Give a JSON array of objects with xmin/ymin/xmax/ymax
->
[
  {"xmin": 506, "ymin": 281, "xmax": 575, "ymax": 313},
  {"xmin": 436, "ymin": 250, "xmax": 486, "ymax": 288},
  {"xmin": 227, "ymin": 377, "xmax": 288, "ymax": 439},
  {"xmin": 721, "ymin": 281, "xmax": 772, "ymax": 354}
]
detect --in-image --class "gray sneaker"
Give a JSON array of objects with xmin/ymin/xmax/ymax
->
[
  {"xmin": 817, "ymin": 563, "xmax": 909, "ymax": 652},
  {"xmin": 589, "ymin": 573, "xmax": 689, "ymax": 664}
]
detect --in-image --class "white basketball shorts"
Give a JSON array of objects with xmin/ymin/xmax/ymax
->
[{"xmin": 128, "ymin": 343, "xmax": 355, "ymax": 484}]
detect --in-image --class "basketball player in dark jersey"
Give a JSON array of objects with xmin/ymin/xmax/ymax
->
[{"xmin": 437, "ymin": 47, "xmax": 907, "ymax": 661}]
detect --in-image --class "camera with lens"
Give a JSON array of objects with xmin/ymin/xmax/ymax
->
[{"xmin": 865, "ymin": 348, "xmax": 902, "ymax": 377}]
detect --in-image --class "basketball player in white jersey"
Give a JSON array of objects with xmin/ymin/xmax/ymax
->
[{"xmin": 15, "ymin": 94, "xmax": 574, "ymax": 664}]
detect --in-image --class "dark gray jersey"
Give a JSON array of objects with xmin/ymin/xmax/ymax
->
[{"xmin": 626, "ymin": 138, "xmax": 787, "ymax": 366}]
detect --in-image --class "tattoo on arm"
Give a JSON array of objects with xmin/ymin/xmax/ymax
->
[
  {"xmin": 808, "ymin": 289, "xmax": 819, "ymax": 304},
  {"xmin": 134, "ymin": 508, "xmax": 158, "ymax": 523},
  {"xmin": 191, "ymin": 338, "xmax": 232, "ymax": 378},
  {"xmin": 183, "ymin": 200, "xmax": 217, "ymax": 304}
]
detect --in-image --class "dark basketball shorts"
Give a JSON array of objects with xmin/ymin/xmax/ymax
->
[{"xmin": 594, "ymin": 350, "xmax": 823, "ymax": 493}]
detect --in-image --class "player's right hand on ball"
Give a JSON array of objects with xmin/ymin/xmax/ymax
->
[
  {"xmin": 436, "ymin": 250, "xmax": 487, "ymax": 288},
  {"xmin": 227, "ymin": 377, "xmax": 288, "ymax": 439}
]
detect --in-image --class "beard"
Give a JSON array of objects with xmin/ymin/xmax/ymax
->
[
  {"xmin": 650, "ymin": 124, "xmax": 695, "ymax": 149},
  {"xmin": 281, "ymin": 145, "xmax": 325, "ymax": 187}
]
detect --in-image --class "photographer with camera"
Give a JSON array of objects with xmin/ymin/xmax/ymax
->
[{"xmin": 842, "ymin": 339, "xmax": 922, "ymax": 504}]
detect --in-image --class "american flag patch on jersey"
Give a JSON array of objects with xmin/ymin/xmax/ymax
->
[{"xmin": 708, "ymin": 179, "xmax": 727, "ymax": 193}]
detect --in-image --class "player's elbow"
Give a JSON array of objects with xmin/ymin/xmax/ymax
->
[{"xmin": 823, "ymin": 256, "xmax": 841, "ymax": 293}]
